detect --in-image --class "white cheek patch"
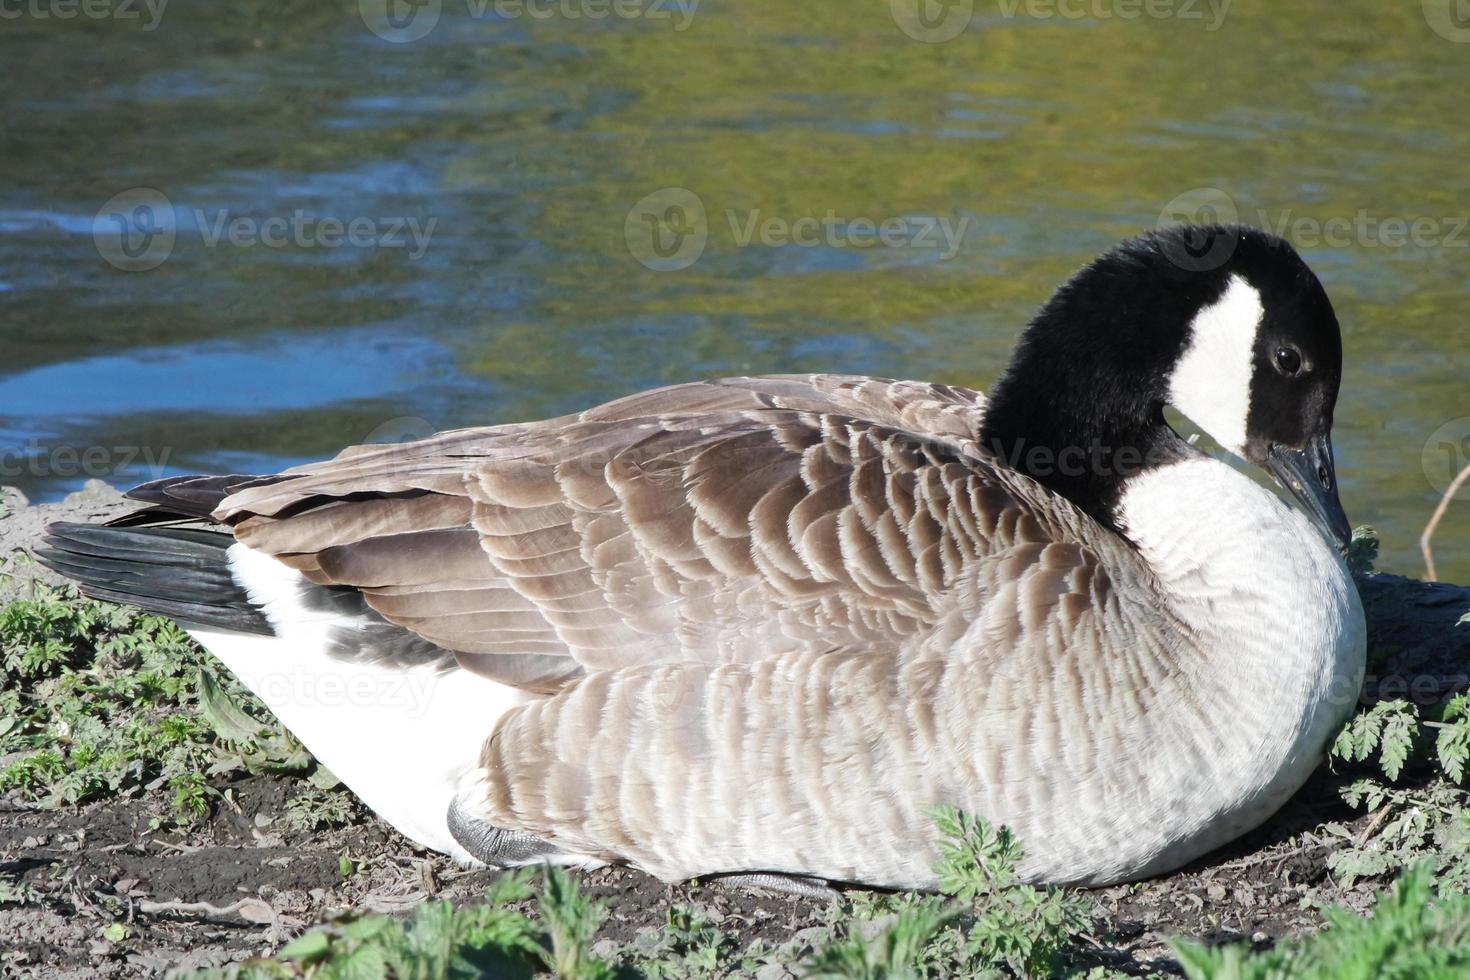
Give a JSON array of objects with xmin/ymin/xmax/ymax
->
[{"xmin": 1168, "ymin": 275, "xmax": 1263, "ymax": 456}]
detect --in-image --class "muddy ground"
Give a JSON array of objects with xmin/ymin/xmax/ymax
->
[{"xmin": 2, "ymin": 483, "xmax": 1468, "ymax": 977}]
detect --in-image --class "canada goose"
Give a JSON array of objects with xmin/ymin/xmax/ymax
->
[{"xmin": 38, "ymin": 225, "xmax": 1365, "ymax": 890}]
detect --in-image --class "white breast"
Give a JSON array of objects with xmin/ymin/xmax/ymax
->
[{"xmin": 1100, "ymin": 455, "xmax": 1366, "ymax": 880}]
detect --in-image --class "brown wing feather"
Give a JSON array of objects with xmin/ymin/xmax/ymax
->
[{"xmin": 214, "ymin": 375, "xmax": 1141, "ymax": 694}]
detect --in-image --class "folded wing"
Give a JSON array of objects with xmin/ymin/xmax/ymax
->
[{"xmin": 212, "ymin": 375, "xmax": 1136, "ymax": 693}]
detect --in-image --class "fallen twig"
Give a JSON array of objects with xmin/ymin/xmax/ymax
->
[
  {"xmin": 137, "ymin": 897, "xmax": 283, "ymax": 940},
  {"xmin": 1354, "ymin": 805, "xmax": 1393, "ymax": 849},
  {"xmin": 1422, "ymin": 461, "xmax": 1470, "ymax": 582}
]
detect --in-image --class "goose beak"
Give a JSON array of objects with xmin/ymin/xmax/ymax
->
[{"xmin": 1264, "ymin": 434, "xmax": 1352, "ymax": 551}]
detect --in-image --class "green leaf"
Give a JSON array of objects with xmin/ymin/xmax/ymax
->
[
  {"xmin": 326, "ymin": 943, "xmax": 388, "ymax": 980},
  {"xmin": 278, "ymin": 930, "xmax": 333, "ymax": 962},
  {"xmin": 1345, "ymin": 525, "xmax": 1380, "ymax": 576},
  {"xmin": 1438, "ymin": 696, "xmax": 1470, "ymax": 784},
  {"xmin": 1380, "ymin": 707, "xmax": 1416, "ymax": 781},
  {"xmin": 307, "ymin": 764, "xmax": 342, "ymax": 790},
  {"xmin": 195, "ymin": 668, "xmax": 265, "ymax": 744}
]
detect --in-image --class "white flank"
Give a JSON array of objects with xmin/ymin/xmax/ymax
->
[
  {"xmin": 187, "ymin": 543, "xmax": 530, "ymax": 865},
  {"xmin": 1168, "ymin": 274, "xmax": 1263, "ymax": 456}
]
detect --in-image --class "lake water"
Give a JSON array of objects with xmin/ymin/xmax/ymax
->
[{"xmin": 1, "ymin": 0, "xmax": 1467, "ymax": 582}]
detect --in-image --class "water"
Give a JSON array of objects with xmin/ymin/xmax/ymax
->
[{"xmin": 1, "ymin": 0, "xmax": 1467, "ymax": 581}]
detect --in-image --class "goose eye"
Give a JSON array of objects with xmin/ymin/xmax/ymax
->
[{"xmin": 1274, "ymin": 346, "xmax": 1303, "ymax": 376}]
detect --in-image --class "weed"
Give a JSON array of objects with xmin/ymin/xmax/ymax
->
[
  {"xmin": 617, "ymin": 904, "xmax": 741, "ymax": 978},
  {"xmin": 803, "ymin": 899, "xmax": 957, "ymax": 979},
  {"xmin": 539, "ymin": 867, "xmax": 618, "ymax": 979},
  {"xmin": 1345, "ymin": 525, "xmax": 1380, "ymax": 577},
  {"xmin": 1173, "ymin": 863, "xmax": 1470, "ymax": 979},
  {"xmin": 1324, "ymin": 690, "xmax": 1470, "ymax": 890},
  {"xmin": 931, "ymin": 805, "xmax": 1096, "ymax": 976},
  {"xmin": 1436, "ymin": 693, "xmax": 1470, "ymax": 783},
  {"xmin": 1331, "ymin": 699, "xmax": 1418, "ymax": 781},
  {"xmin": 0, "ymin": 584, "xmax": 348, "ymax": 822},
  {"xmin": 285, "ymin": 787, "xmax": 361, "ymax": 831},
  {"xmin": 184, "ymin": 868, "xmax": 613, "ymax": 980}
]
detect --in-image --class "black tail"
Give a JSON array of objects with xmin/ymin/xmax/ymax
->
[{"xmin": 36, "ymin": 522, "xmax": 274, "ymax": 635}]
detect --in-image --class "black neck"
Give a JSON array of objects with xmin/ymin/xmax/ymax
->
[
  {"xmin": 978, "ymin": 253, "xmax": 1216, "ymax": 531},
  {"xmin": 979, "ymin": 353, "xmax": 1190, "ymax": 532}
]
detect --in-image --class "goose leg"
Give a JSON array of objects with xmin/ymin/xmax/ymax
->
[
  {"xmin": 447, "ymin": 796, "xmax": 560, "ymax": 867},
  {"xmin": 705, "ymin": 872, "xmax": 843, "ymax": 900}
]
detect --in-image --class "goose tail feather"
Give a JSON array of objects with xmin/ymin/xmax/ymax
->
[{"xmin": 35, "ymin": 522, "xmax": 273, "ymax": 636}]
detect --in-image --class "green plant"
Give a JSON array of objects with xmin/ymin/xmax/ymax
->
[
  {"xmin": 930, "ymin": 805, "xmax": 1095, "ymax": 976},
  {"xmin": 0, "ymin": 585, "xmax": 345, "ymax": 822},
  {"xmin": 1323, "ymin": 692, "xmax": 1470, "ymax": 890},
  {"xmin": 617, "ymin": 904, "xmax": 740, "ymax": 978},
  {"xmin": 803, "ymin": 899, "xmax": 957, "ymax": 979},
  {"xmin": 1173, "ymin": 863, "xmax": 1470, "ymax": 979},
  {"xmin": 538, "ymin": 865, "xmax": 617, "ymax": 979},
  {"xmin": 1435, "ymin": 694, "xmax": 1470, "ymax": 783},
  {"xmin": 183, "ymin": 868, "xmax": 616, "ymax": 980},
  {"xmin": 1331, "ymin": 699, "xmax": 1418, "ymax": 781},
  {"xmin": 285, "ymin": 786, "xmax": 361, "ymax": 831},
  {"xmin": 1345, "ymin": 525, "xmax": 1379, "ymax": 576}
]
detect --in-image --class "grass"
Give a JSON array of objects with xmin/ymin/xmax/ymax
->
[
  {"xmin": 1173, "ymin": 863, "xmax": 1470, "ymax": 980},
  {"xmin": 0, "ymin": 582, "xmax": 354, "ymax": 829},
  {"xmin": 181, "ymin": 809, "xmax": 1109, "ymax": 980},
  {"xmin": 173, "ymin": 810, "xmax": 1470, "ymax": 980},
  {"xmin": 5, "ymin": 536, "xmax": 1470, "ymax": 977}
]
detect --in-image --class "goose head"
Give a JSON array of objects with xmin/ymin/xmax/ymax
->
[{"xmin": 980, "ymin": 224, "xmax": 1351, "ymax": 549}]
